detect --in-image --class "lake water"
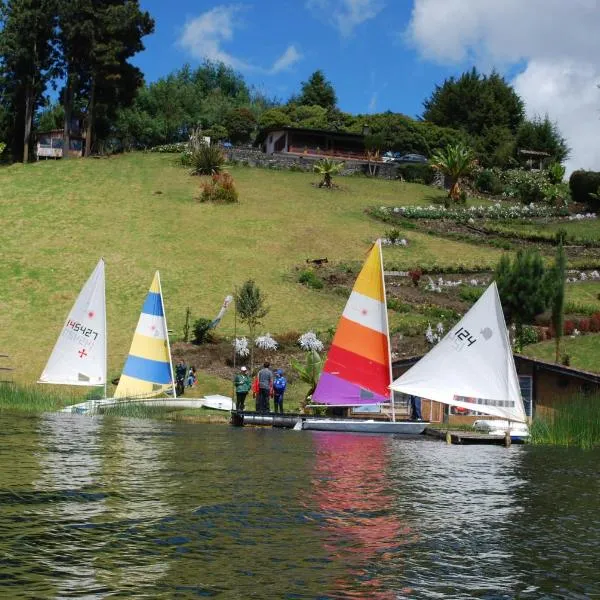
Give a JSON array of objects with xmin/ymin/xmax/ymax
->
[{"xmin": 0, "ymin": 413, "xmax": 598, "ymax": 599}]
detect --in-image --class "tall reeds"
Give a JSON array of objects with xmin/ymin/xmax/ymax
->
[
  {"xmin": 529, "ymin": 393, "xmax": 600, "ymax": 449},
  {"xmin": 0, "ymin": 382, "xmax": 69, "ymax": 413}
]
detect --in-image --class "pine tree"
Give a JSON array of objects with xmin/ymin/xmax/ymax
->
[
  {"xmin": 548, "ymin": 242, "xmax": 566, "ymax": 362},
  {"xmin": 298, "ymin": 70, "xmax": 337, "ymax": 110},
  {"xmin": 0, "ymin": 0, "xmax": 58, "ymax": 162}
]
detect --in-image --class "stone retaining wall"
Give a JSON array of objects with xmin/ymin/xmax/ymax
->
[{"xmin": 223, "ymin": 147, "xmax": 398, "ymax": 179}]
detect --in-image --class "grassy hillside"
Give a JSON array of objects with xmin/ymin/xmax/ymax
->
[
  {"xmin": 1, "ymin": 153, "xmax": 509, "ymax": 385},
  {"xmin": 522, "ymin": 334, "xmax": 600, "ymax": 374}
]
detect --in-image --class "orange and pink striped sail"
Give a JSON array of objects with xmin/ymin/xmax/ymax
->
[{"xmin": 313, "ymin": 240, "xmax": 392, "ymax": 406}]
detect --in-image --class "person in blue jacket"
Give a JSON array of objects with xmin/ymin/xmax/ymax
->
[{"xmin": 272, "ymin": 369, "xmax": 287, "ymax": 414}]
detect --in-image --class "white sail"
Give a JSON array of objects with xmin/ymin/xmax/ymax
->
[
  {"xmin": 39, "ymin": 259, "xmax": 107, "ymax": 386},
  {"xmin": 391, "ymin": 282, "xmax": 526, "ymax": 422}
]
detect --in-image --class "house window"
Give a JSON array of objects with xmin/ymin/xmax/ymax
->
[{"xmin": 519, "ymin": 375, "xmax": 533, "ymax": 417}]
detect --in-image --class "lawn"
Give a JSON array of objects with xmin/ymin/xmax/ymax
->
[
  {"xmin": 566, "ymin": 282, "xmax": 600, "ymax": 313},
  {"xmin": 0, "ymin": 153, "xmax": 508, "ymax": 385},
  {"xmin": 521, "ymin": 334, "xmax": 600, "ymax": 373},
  {"xmin": 484, "ymin": 218, "xmax": 600, "ymax": 243}
]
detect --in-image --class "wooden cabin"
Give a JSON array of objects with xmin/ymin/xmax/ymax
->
[
  {"xmin": 257, "ymin": 126, "xmax": 367, "ymax": 160},
  {"xmin": 35, "ymin": 130, "xmax": 84, "ymax": 159}
]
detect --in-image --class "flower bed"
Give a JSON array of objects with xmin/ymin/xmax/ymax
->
[{"xmin": 377, "ymin": 203, "xmax": 569, "ymax": 221}]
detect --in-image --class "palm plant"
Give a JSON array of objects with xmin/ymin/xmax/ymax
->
[
  {"xmin": 314, "ymin": 158, "xmax": 344, "ymax": 188},
  {"xmin": 430, "ymin": 143, "xmax": 476, "ymax": 202},
  {"xmin": 190, "ymin": 144, "xmax": 225, "ymax": 176}
]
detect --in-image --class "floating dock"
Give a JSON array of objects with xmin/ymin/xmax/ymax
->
[
  {"xmin": 424, "ymin": 427, "xmax": 522, "ymax": 446},
  {"xmin": 230, "ymin": 410, "xmax": 303, "ymax": 428}
]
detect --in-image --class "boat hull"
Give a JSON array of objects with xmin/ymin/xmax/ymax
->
[{"xmin": 301, "ymin": 419, "xmax": 427, "ymax": 434}]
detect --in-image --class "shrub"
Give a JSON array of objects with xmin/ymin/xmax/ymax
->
[
  {"xmin": 590, "ymin": 313, "xmax": 600, "ymax": 332},
  {"xmin": 190, "ymin": 145, "xmax": 225, "ymax": 175},
  {"xmin": 408, "ymin": 268, "xmax": 422, "ymax": 286},
  {"xmin": 578, "ymin": 318, "xmax": 591, "ymax": 333},
  {"xmin": 520, "ymin": 326, "xmax": 539, "ymax": 347},
  {"xmin": 198, "ymin": 172, "xmax": 238, "ymax": 204},
  {"xmin": 563, "ymin": 320, "xmax": 576, "ymax": 335},
  {"xmin": 546, "ymin": 162, "xmax": 566, "ymax": 184},
  {"xmin": 298, "ymin": 269, "xmax": 324, "ymax": 290},
  {"xmin": 384, "ymin": 228, "xmax": 402, "ymax": 244},
  {"xmin": 569, "ymin": 170, "xmax": 600, "ymax": 210},
  {"xmin": 475, "ymin": 169, "xmax": 504, "ymax": 195},
  {"xmin": 396, "ymin": 163, "xmax": 435, "ymax": 184},
  {"xmin": 192, "ymin": 318, "xmax": 214, "ymax": 344}
]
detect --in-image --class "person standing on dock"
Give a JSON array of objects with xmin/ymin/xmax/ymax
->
[
  {"xmin": 273, "ymin": 369, "xmax": 287, "ymax": 414},
  {"xmin": 410, "ymin": 395, "xmax": 422, "ymax": 421},
  {"xmin": 234, "ymin": 366, "xmax": 251, "ymax": 411},
  {"xmin": 257, "ymin": 362, "xmax": 273, "ymax": 413}
]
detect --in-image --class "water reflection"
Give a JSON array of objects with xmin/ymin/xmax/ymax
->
[{"xmin": 310, "ymin": 432, "xmax": 415, "ymax": 598}]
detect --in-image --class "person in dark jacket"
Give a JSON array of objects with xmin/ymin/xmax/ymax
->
[
  {"xmin": 257, "ymin": 362, "xmax": 273, "ymax": 413},
  {"xmin": 273, "ymin": 369, "xmax": 287, "ymax": 414},
  {"xmin": 234, "ymin": 366, "xmax": 251, "ymax": 411}
]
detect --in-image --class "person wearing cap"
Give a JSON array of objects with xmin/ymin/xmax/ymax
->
[
  {"xmin": 233, "ymin": 366, "xmax": 251, "ymax": 411},
  {"xmin": 272, "ymin": 369, "xmax": 287, "ymax": 414}
]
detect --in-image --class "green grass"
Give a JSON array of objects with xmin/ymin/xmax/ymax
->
[
  {"xmin": 0, "ymin": 382, "xmax": 74, "ymax": 413},
  {"xmin": 529, "ymin": 394, "xmax": 600, "ymax": 449},
  {"xmin": 482, "ymin": 219, "xmax": 600, "ymax": 244},
  {"xmin": 1, "ymin": 153, "xmax": 506, "ymax": 386},
  {"xmin": 565, "ymin": 282, "xmax": 600, "ymax": 314},
  {"xmin": 521, "ymin": 334, "xmax": 600, "ymax": 373}
]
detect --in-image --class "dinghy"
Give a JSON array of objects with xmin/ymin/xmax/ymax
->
[
  {"xmin": 391, "ymin": 282, "xmax": 529, "ymax": 440},
  {"xmin": 300, "ymin": 240, "xmax": 426, "ymax": 434},
  {"xmin": 40, "ymin": 259, "xmax": 108, "ymax": 396}
]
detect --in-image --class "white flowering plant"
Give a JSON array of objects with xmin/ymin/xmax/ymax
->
[
  {"xmin": 298, "ymin": 331, "xmax": 324, "ymax": 352},
  {"xmin": 255, "ymin": 333, "xmax": 278, "ymax": 351},
  {"xmin": 233, "ymin": 337, "xmax": 250, "ymax": 357}
]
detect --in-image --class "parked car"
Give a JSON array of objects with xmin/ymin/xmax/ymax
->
[{"xmin": 397, "ymin": 153, "xmax": 428, "ymax": 163}]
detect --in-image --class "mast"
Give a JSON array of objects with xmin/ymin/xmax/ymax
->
[
  {"xmin": 102, "ymin": 257, "xmax": 107, "ymax": 400},
  {"xmin": 378, "ymin": 239, "xmax": 395, "ymax": 422},
  {"xmin": 157, "ymin": 271, "xmax": 177, "ymax": 399}
]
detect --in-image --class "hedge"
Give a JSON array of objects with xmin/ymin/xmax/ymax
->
[
  {"xmin": 569, "ymin": 170, "xmax": 600, "ymax": 210},
  {"xmin": 396, "ymin": 162, "xmax": 436, "ymax": 185}
]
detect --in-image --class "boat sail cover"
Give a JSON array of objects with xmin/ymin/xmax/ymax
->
[
  {"xmin": 114, "ymin": 272, "xmax": 174, "ymax": 399},
  {"xmin": 39, "ymin": 259, "xmax": 106, "ymax": 386},
  {"xmin": 391, "ymin": 282, "xmax": 526, "ymax": 422},
  {"xmin": 312, "ymin": 240, "xmax": 391, "ymax": 406}
]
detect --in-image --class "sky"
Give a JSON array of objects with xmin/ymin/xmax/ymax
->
[{"xmin": 134, "ymin": 0, "xmax": 600, "ymax": 173}]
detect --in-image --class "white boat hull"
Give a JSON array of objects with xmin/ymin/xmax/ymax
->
[
  {"xmin": 300, "ymin": 419, "xmax": 427, "ymax": 434},
  {"xmin": 473, "ymin": 419, "xmax": 529, "ymax": 439},
  {"xmin": 202, "ymin": 394, "xmax": 234, "ymax": 411}
]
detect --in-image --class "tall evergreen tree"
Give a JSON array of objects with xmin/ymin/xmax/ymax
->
[
  {"xmin": 548, "ymin": 242, "xmax": 566, "ymax": 362},
  {"xmin": 515, "ymin": 115, "xmax": 570, "ymax": 164},
  {"xmin": 495, "ymin": 250, "xmax": 551, "ymax": 347},
  {"xmin": 0, "ymin": 0, "xmax": 57, "ymax": 162},
  {"xmin": 56, "ymin": 0, "xmax": 153, "ymax": 157},
  {"xmin": 297, "ymin": 70, "xmax": 337, "ymax": 110}
]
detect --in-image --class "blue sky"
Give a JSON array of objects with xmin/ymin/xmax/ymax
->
[
  {"xmin": 131, "ymin": 1, "xmax": 598, "ymax": 172},
  {"xmin": 134, "ymin": 0, "xmax": 457, "ymax": 118}
]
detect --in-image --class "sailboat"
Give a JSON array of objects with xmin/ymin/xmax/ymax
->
[
  {"xmin": 42, "ymin": 265, "xmax": 182, "ymax": 413},
  {"xmin": 299, "ymin": 239, "xmax": 427, "ymax": 433},
  {"xmin": 113, "ymin": 271, "xmax": 176, "ymax": 400},
  {"xmin": 391, "ymin": 281, "xmax": 529, "ymax": 439},
  {"xmin": 39, "ymin": 258, "xmax": 108, "ymax": 396}
]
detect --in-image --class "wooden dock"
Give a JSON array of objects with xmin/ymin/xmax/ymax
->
[{"xmin": 424, "ymin": 427, "xmax": 521, "ymax": 446}]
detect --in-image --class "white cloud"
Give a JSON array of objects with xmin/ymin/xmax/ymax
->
[
  {"xmin": 368, "ymin": 92, "xmax": 378, "ymax": 112},
  {"xmin": 270, "ymin": 45, "xmax": 303, "ymax": 74},
  {"xmin": 178, "ymin": 5, "xmax": 302, "ymax": 75},
  {"xmin": 406, "ymin": 0, "xmax": 600, "ymax": 173},
  {"xmin": 307, "ymin": 0, "xmax": 385, "ymax": 37},
  {"xmin": 178, "ymin": 5, "xmax": 250, "ymax": 70}
]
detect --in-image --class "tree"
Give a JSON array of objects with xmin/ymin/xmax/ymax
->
[
  {"xmin": 430, "ymin": 143, "xmax": 476, "ymax": 202},
  {"xmin": 495, "ymin": 250, "xmax": 550, "ymax": 346},
  {"xmin": 515, "ymin": 115, "xmax": 570, "ymax": 164},
  {"xmin": 258, "ymin": 108, "xmax": 291, "ymax": 130},
  {"xmin": 224, "ymin": 107, "xmax": 256, "ymax": 143},
  {"xmin": 235, "ymin": 280, "xmax": 269, "ymax": 371},
  {"xmin": 291, "ymin": 349, "xmax": 323, "ymax": 407},
  {"xmin": 548, "ymin": 242, "xmax": 566, "ymax": 362},
  {"xmin": 423, "ymin": 68, "xmax": 524, "ymax": 137},
  {"xmin": 314, "ymin": 158, "xmax": 344, "ymax": 188},
  {"xmin": 56, "ymin": 0, "xmax": 154, "ymax": 157},
  {"xmin": 0, "ymin": 0, "xmax": 58, "ymax": 162},
  {"xmin": 297, "ymin": 70, "xmax": 337, "ymax": 110}
]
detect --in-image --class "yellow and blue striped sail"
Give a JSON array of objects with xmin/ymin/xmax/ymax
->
[{"xmin": 114, "ymin": 272, "xmax": 174, "ymax": 399}]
